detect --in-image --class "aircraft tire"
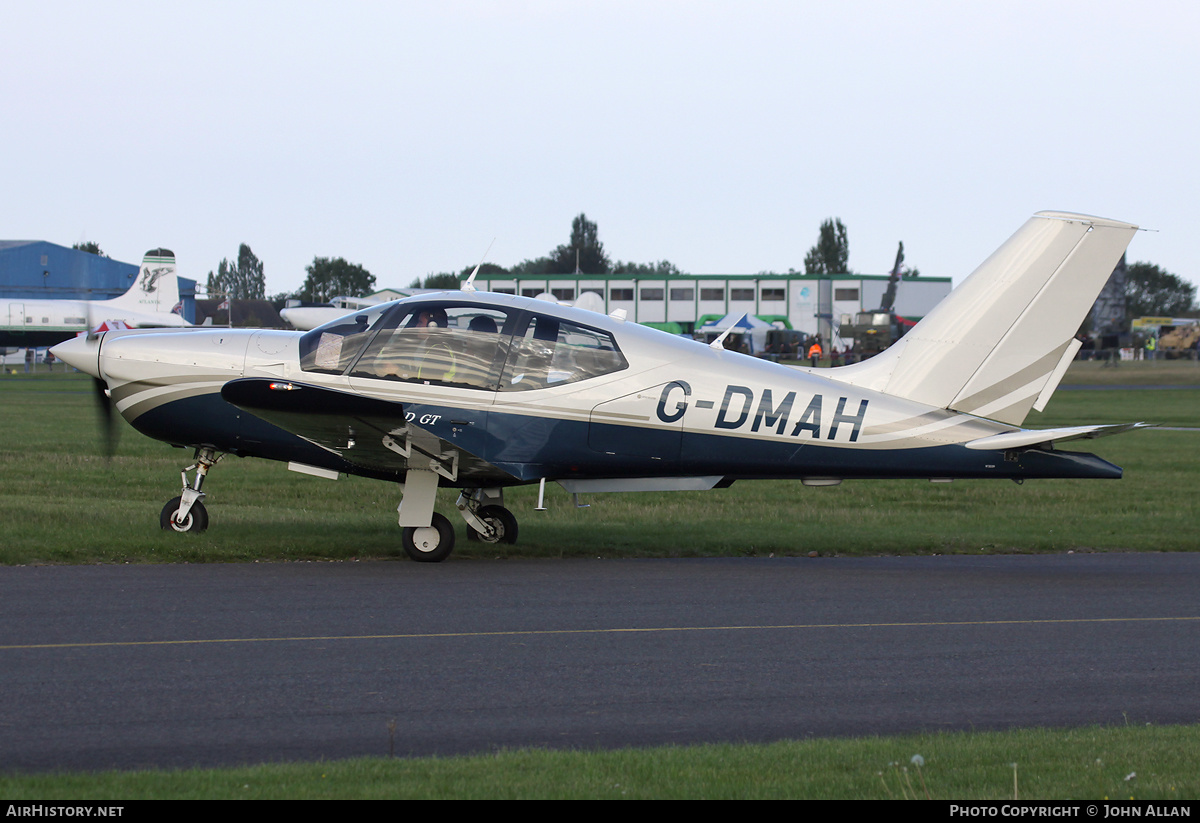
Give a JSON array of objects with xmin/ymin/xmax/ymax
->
[
  {"xmin": 160, "ymin": 496, "xmax": 209, "ymax": 534},
  {"xmin": 468, "ymin": 505, "xmax": 518, "ymax": 545},
  {"xmin": 402, "ymin": 513, "xmax": 455, "ymax": 562}
]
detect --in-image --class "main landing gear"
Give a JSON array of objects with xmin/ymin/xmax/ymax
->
[
  {"xmin": 458, "ymin": 489, "xmax": 518, "ymax": 546},
  {"xmin": 160, "ymin": 447, "xmax": 221, "ymax": 534},
  {"xmin": 401, "ymin": 512, "xmax": 457, "ymax": 563},
  {"xmin": 397, "ymin": 491, "xmax": 519, "ymax": 563},
  {"xmin": 397, "ymin": 475, "xmax": 519, "ymax": 562}
]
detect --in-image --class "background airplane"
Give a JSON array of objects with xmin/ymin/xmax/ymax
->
[
  {"xmin": 279, "ymin": 294, "xmax": 386, "ymax": 331},
  {"xmin": 53, "ymin": 211, "xmax": 1146, "ymax": 563},
  {"xmin": 1, "ymin": 249, "xmax": 189, "ymax": 347}
]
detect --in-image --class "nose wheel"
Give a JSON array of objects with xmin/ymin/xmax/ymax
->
[
  {"xmin": 161, "ymin": 447, "xmax": 221, "ymax": 534},
  {"xmin": 161, "ymin": 496, "xmax": 209, "ymax": 533}
]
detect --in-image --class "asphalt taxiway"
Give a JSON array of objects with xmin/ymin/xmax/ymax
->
[{"xmin": 1, "ymin": 553, "xmax": 1197, "ymax": 772}]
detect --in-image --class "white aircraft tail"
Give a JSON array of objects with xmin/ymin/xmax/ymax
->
[
  {"xmin": 828, "ymin": 211, "xmax": 1138, "ymax": 425},
  {"xmin": 102, "ymin": 249, "xmax": 183, "ymax": 318}
]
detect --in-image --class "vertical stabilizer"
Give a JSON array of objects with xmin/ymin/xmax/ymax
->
[
  {"xmin": 828, "ymin": 212, "xmax": 1138, "ymax": 425},
  {"xmin": 103, "ymin": 249, "xmax": 181, "ymax": 317}
]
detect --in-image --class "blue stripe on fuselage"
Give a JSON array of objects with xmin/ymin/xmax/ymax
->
[{"xmin": 128, "ymin": 391, "xmax": 1123, "ymax": 486}]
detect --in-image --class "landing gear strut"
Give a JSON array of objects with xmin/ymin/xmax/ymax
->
[
  {"xmin": 161, "ymin": 447, "xmax": 221, "ymax": 534},
  {"xmin": 458, "ymin": 489, "xmax": 519, "ymax": 545},
  {"xmin": 396, "ymin": 482, "xmax": 520, "ymax": 562}
]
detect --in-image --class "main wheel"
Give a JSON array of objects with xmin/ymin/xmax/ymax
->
[
  {"xmin": 160, "ymin": 496, "xmax": 209, "ymax": 533},
  {"xmin": 466, "ymin": 505, "xmax": 519, "ymax": 544},
  {"xmin": 401, "ymin": 512, "xmax": 456, "ymax": 562}
]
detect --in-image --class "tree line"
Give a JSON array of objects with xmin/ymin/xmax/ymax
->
[
  {"xmin": 416, "ymin": 212, "xmax": 685, "ymax": 290},
  {"xmin": 71, "ymin": 213, "xmax": 1198, "ymax": 324},
  {"xmin": 791, "ymin": 218, "xmax": 1196, "ymax": 325}
]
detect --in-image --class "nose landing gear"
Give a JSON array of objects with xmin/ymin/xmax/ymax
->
[{"xmin": 160, "ymin": 447, "xmax": 222, "ymax": 534}]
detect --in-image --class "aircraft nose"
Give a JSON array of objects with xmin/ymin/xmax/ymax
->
[{"xmin": 50, "ymin": 335, "xmax": 101, "ymax": 378}]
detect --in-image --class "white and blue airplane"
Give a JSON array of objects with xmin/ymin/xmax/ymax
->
[{"xmin": 53, "ymin": 211, "xmax": 1146, "ymax": 562}]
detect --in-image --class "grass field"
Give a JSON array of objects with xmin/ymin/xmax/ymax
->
[
  {"xmin": 0, "ymin": 363, "xmax": 1196, "ymax": 564},
  {"xmin": 1059, "ymin": 358, "xmax": 1200, "ymax": 386},
  {"xmin": 1, "ymin": 361, "xmax": 1197, "ymax": 797},
  {"xmin": 1, "ymin": 724, "xmax": 1198, "ymax": 800}
]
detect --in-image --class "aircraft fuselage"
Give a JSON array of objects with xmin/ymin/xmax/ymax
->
[{"xmin": 64, "ymin": 292, "xmax": 1121, "ymax": 489}]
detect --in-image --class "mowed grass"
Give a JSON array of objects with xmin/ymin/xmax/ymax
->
[
  {"xmin": 2, "ymin": 366, "xmax": 1198, "ymax": 798},
  {"xmin": 0, "ymin": 365, "xmax": 1197, "ymax": 564},
  {"xmin": 1, "ymin": 724, "xmax": 1197, "ymax": 799},
  {"xmin": 1059, "ymin": 358, "xmax": 1200, "ymax": 386}
]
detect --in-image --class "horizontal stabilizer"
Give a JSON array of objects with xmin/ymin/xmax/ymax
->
[{"xmin": 964, "ymin": 422, "xmax": 1153, "ymax": 451}]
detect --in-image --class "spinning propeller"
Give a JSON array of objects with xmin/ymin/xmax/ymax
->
[{"xmin": 82, "ymin": 303, "xmax": 120, "ymax": 457}]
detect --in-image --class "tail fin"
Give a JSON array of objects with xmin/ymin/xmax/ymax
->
[
  {"xmin": 828, "ymin": 212, "xmax": 1138, "ymax": 425},
  {"xmin": 103, "ymin": 249, "xmax": 182, "ymax": 316}
]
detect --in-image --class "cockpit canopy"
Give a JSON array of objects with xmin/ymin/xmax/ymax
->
[{"xmin": 299, "ymin": 298, "xmax": 628, "ymax": 392}]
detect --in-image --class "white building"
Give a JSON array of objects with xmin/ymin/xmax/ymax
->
[{"xmin": 462, "ymin": 272, "xmax": 951, "ymax": 342}]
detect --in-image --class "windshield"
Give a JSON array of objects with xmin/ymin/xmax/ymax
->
[
  {"xmin": 349, "ymin": 303, "xmax": 513, "ymax": 391},
  {"xmin": 298, "ymin": 302, "xmax": 399, "ymax": 375}
]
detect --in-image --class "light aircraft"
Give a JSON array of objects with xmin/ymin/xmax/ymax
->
[
  {"xmin": 1, "ymin": 249, "xmax": 189, "ymax": 347},
  {"xmin": 53, "ymin": 211, "xmax": 1146, "ymax": 562},
  {"xmin": 280, "ymin": 294, "xmax": 388, "ymax": 331}
]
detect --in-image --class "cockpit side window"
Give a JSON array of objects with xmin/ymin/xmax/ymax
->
[
  {"xmin": 298, "ymin": 304, "xmax": 398, "ymax": 375},
  {"xmin": 347, "ymin": 302, "xmax": 513, "ymax": 391},
  {"xmin": 500, "ymin": 314, "xmax": 627, "ymax": 391}
]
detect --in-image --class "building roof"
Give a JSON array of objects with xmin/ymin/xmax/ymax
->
[{"xmin": 0, "ymin": 240, "xmax": 140, "ymax": 299}]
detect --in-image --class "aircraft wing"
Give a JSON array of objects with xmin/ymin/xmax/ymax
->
[{"xmin": 220, "ymin": 378, "xmax": 515, "ymax": 484}]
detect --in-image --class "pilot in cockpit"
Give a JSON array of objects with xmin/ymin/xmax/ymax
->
[
  {"xmin": 366, "ymin": 307, "xmax": 455, "ymax": 383},
  {"xmin": 403, "ymin": 308, "xmax": 456, "ymax": 382}
]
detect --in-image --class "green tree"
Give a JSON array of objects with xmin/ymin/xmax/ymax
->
[
  {"xmin": 510, "ymin": 256, "xmax": 556, "ymax": 275},
  {"xmin": 457, "ymin": 262, "xmax": 508, "ymax": 279},
  {"xmin": 72, "ymin": 241, "xmax": 105, "ymax": 256},
  {"xmin": 237, "ymin": 244, "xmax": 265, "ymax": 299},
  {"xmin": 1125, "ymin": 262, "xmax": 1196, "ymax": 318},
  {"xmin": 804, "ymin": 218, "xmax": 852, "ymax": 274},
  {"xmin": 611, "ymin": 260, "xmax": 685, "ymax": 276},
  {"xmin": 550, "ymin": 213, "xmax": 611, "ymax": 274},
  {"xmin": 422, "ymin": 272, "xmax": 462, "ymax": 290},
  {"xmin": 207, "ymin": 244, "xmax": 266, "ymax": 299},
  {"xmin": 300, "ymin": 257, "xmax": 375, "ymax": 303}
]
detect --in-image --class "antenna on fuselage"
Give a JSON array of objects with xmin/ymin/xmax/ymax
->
[
  {"xmin": 709, "ymin": 314, "xmax": 746, "ymax": 350},
  {"xmin": 461, "ymin": 238, "xmax": 496, "ymax": 292}
]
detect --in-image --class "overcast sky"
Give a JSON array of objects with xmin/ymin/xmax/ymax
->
[{"xmin": 4, "ymin": 1, "xmax": 1197, "ymax": 297}]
